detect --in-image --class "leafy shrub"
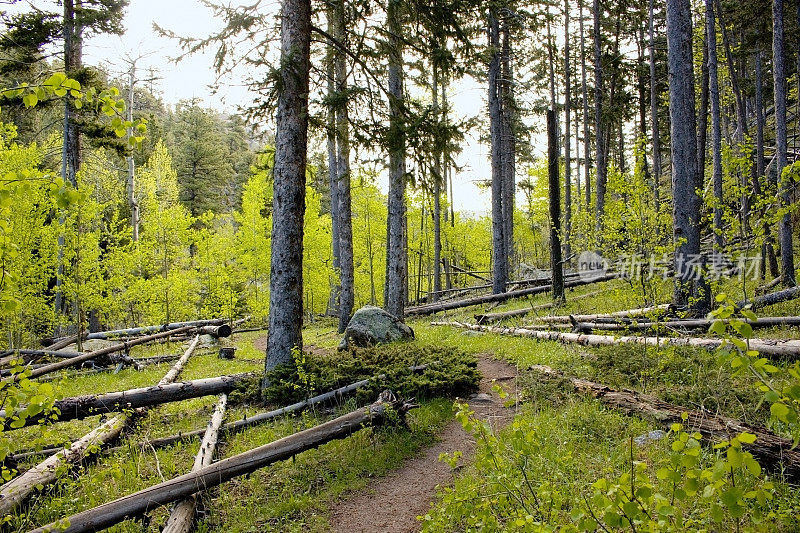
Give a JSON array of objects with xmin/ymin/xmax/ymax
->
[{"xmin": 263, "ymin": 344, "xmax": 480, "ymax": 406}]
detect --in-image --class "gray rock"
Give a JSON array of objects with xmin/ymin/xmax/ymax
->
[
  {"xmin": 634, "ymin": 430, "xmax": 666, "ymax": 447},
  {"xmin": 338, "ymin": 306, "xmax": 414, "ymax": 351}
]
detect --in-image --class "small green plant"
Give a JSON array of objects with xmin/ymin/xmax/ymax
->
[{"xmin": 709, "ymin": 293, "xmax": 800, "ymax": 445}]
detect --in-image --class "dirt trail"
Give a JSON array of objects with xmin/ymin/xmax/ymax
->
[{"xmin": 327, "ymin": 355, "xmax": 519, "ymax": 533}]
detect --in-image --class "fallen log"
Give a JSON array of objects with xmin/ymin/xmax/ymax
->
[
  {"xmin": 41, "ymin": 319, "xmax": 226, "ymax": 346},
  {"xmin": 0, "ymin": 349, "xmax": 84, "ymax": 368},
  {"xmin": 737, "ymin": 286, "xmax": 800, "ymax": 310},
  {"xmin": 433, "ymin": 322, "xmax": 800, "ymax": 359},
  {"xmin": 529, "ymin": 365, "xmax": 800, "ymax": 480},
  {"xmin": 475, "ymin": 307, "xmax": 532, "ymax": 324},
  {"xmin": 572, "ymin": 315, "xmax": 800, "ymax": 333},
  {"xmin": 4, "ymin": 325, "xmax": 196, "ymax": 382},
  {"xmin": 0, "ymin": 372, "xmax": 252, "ymax": 431},
  {"xmin": 196, "ymin": 325, "xmax": 232, "ymax": 338},
  {"xmin": 8, "ymin": 368, "xmax": 405, "ymax": 463},
  {"xmin": 39, "ymin": 333, "xmax": 87, "ymax": 350},
  {"xmin": 406, "ymin": 273, "xmax": 617, "ymax": 316},
  {"xmin": 29, "ymin": 391, "xmax": 417, "ymax": 533},
  {"xmin": 162, "ymin": 394, "xmax": 227, "ymax": 533},
  {"xmin": 534, "ymin": 303, "xmax": 674, "ymax": 324},
  {"xmin": 0, "ymin": 335, "xmax": 203, "ymax": 517}
]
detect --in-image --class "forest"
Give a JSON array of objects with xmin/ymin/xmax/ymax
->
[{"xmin": 0, "ymin": 0, "xmax": 799, "ymax": 531}]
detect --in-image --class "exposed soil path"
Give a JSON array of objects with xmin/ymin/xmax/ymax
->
[{"xmin": 327, "ymin": 355, "xmax": 519, "ymax": 533}]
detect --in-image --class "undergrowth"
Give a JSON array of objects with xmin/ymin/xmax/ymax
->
[{"xmin": 263, "ymin": 344, "xmax": 480, "ymax": 405}]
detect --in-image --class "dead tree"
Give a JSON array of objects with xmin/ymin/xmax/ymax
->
[
  {"xmin": 434, "ymin": 322, "xmax": 800, "ymax": 359},
  {"xmin": 0, "ymin": 336, "xmax": 202, "ymax": 516},
  {"xmin": 162, "ymin": 394, "xmax": 228, "ymax": 533},
  {"xmin": 405, "ymin": 273, "xmax": 616, "ymax": 316},
  {"xmin": 1, "ymin": 373, "xmax": 251, "ymax": 431},
  {"xmin": 530, "ymin": 365, "xmax": 800, "ymax": 480},
  {"xmin": 29, "ymin": 392, "xmax": 417, "ymax": 533}
]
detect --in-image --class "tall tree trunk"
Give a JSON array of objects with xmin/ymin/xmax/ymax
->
[
  {"xmin": 326, "ymin": 7, "xmax": 340, "ymax": 317},
  {"xmin": 432, "ymin": 64, "xmax": 442, "ymax": 303},
  {"xmin": 593, "ymin": 0, "xmax": 607, "ymax": 235},
  {"xmin": 126, "ymin": 63, "xmax": 139, "ymax": 242},
  {"xmin": 501, "ymin": 22, "xmax": 516, "ymax": 274},
  {"xmin": 580, "ymin": 0, "xmax": 592, "ymax": 209},
  {"xmin": 773, "ymin": 0, "xmax": 797, "ymax": 287},
  {"xmin": 707, "ymin": 0, "xmax": 724, "ymax": 251},
  {"xmin": 55, "ymin": 0, "xmax": 83, "ymax": 319},
  {"xmin": 489, "ymin": 12, "xmax": 507, "ymax": 294},
  {"xmin": 636, "ymin": 23, "xmax": 650, "ymax": 182},
  {"xmin": 334, "ymin": 0, "xmax": 354, "ymax": 332},
  {"xmin": 548, "ymin": 110, "xmax": 565, "ymax": 303},
  {"xmin": 564, "ymin": 0, "xmax": 572, "ymax": 264},
  {"xmin": 666, "ymin": 0, "xmax": 708, "ymax": 312},
  {"xmin": 697, "ymin": 26, "xmax": 709, "ymax": 192},
  {"xmin": 648, "ymin": 0, "xmax": 662, "ymax": 210},
  {"xmin": 384, "ymin": 0, "xmax": 408, "ymax": 316},
  {"xmin": 755, "ymin": 49, "xmax": 780, "ymax": 278},
  {"xmin": 264, "ymin": 0, "xmax": 311, "ymax": 376},
  {"xmin": 714, "ymin": 0, "xmax": 751, "ymax": 228}
]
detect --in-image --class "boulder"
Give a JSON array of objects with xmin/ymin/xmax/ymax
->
[{"xmin": 338, "ymin": 306, "xmax": 414, "ymax": 351}]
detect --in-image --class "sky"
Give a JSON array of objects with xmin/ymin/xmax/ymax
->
[{"xmin": 8, "ymin": 0, "xmax": 498, "ymax": 214}]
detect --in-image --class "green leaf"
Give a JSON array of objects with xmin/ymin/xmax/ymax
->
[
  {"xmin": 771, "ymin": 402, "xmax": 791, "ymax": 423},
  {"xmin": 737, "ymin": 432, "xmax": 757, "ymax": 444}
]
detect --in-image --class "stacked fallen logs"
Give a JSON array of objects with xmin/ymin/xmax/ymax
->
[
  {"xmin": 29, "ymin": 391, "xmax": 417, "ymax": 533},
  {"xmin": 434, "ymin": 322, "xmax": 800, "ymax": 358},
  {"xmin": 534, "ymin": 303, "xmax": 675, "ymax": 324},
  {"xmin": 1, "ymin": 324, "xmax": 232, "ymax": 379},
  {"xmin": 529, "ymin": 365, "xmax": 800, "ymax": 480},
  {"xmin": 0, "ymin": 335, "xmax": 204, "ymax": 516},
  {"xmin": 9, "ymin": 365, "xmax": 431, "ymax": 463},
  {"xmin": 40, "ymin": 319, "xmax": 228, "ymax": 346},
  {"xmin": 406, "ymin": 272, "xmax": 617, "ymax": 316}
]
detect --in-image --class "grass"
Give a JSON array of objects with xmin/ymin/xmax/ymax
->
[{"xmin": 4, "ymin": 274, "xmax": 800, "ymax": 531}]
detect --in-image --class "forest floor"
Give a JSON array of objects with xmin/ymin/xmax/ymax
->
[
  {"xmin": 326, "ymin": 355, "xmax": 518, "ymax": 533},
  {"xmin": 6, "ymin": 276, "xmax": 800, "ymax": 531}
]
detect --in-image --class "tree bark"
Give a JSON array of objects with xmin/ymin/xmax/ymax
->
[
  {"xmin": 529, "ymin": 365, "xmax": 800, "ymax": 481},
  {"xmin": 772, "ymin": 0, "xmax": 797, "ymax": 287},
  {"xmin": 592, "ymin": 0, "xmax": 607, "ymax": 234},
  {"xmin": 501, "ymin": 22, "xmax": 516, "ymax": 273},
  {"xmin": 707, "ymin": 0, "xmax": 724, "ymax": 251},
  {"xmin": 548, "ymin": 110, "xmax": 565, "ymax": 303},
  {"xmin": 162, "ymin": 394, "xmax": 228, "ymax": 533},
  {"xmin": 326, "ymin": 4, "xmax": 341, "ymax": 318},
  {"xmin": 384, "ymin": 0, "xmax": 408, "ymax": 318},
  {"xmin": 29, "ymin": 393, "xmax": 417, "ymax": 533},
  {"xmin": 432, "ymin": 65, "xmax": 443, "ymax": 303},
  {"xmin": 563, "ymin": 0, "xmax": 572, "ymax": 264},
  {"xmin": 266, "ymin": 0, "xmax": 311, "ymax": 373},
  {"xmin": 666, "ymin": 0, "xmax": 708, "ymax": 312},
  {"xmin": 755, "ymin": 49, "xmax": 780, "ymax": 279},
  {"xmin": 697, "ymin": 23, "xmax": 709, "ymax": 200},
  {"xmin": 335, "ymin": 0, "xmax": 354, "ymax": 333},
  {"xmin": 648, "ymin": 0, "xmax": 662, "ymax": 209},
  {"xmin": 580, "ymin": 0, "xmax": 592, "ymax": 209},
  {"xmin": 489, "ymin": 11, "xmax": 507, "ymax": 295}
]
